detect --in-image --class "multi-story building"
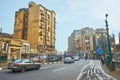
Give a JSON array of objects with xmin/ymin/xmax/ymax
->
[
  {"xmin": 68, "ymin": 27, "xmax": 94, "ymax": 55},
  {"xmin": 13, "ymin": 1, "xmax": 56, "ymax": 55},
  {"xmin": 13, "ymin": 8, "xmax": 28, "ymax": 40},
  {"xmin": 80, "ymin": 27, "xmax": 94, "ymax": 52},
  {"xmin": 94, "ymin": 28, "xmax": 107, "ymax": 49},
  {"xmin": 68, "ymin": 30, "xmax": 81, "ymax": 54}
]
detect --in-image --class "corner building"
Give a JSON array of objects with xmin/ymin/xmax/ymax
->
[{"xmin": 13, "ymin": 1, "xmax": 56, "ymax": 54}]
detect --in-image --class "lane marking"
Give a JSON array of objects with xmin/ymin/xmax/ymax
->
[
  {"xmin": 76, "ymin": 60, "xmax": 92, "ymax": 80},
  {"xmin": 52, "ymin": 67, "xmax": 66, "ymax": 72},
  {"xmin": 41, "ymin": 66, "xmax": 53, "ymax": 69}
]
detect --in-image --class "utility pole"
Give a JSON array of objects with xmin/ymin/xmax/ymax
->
[{"xmin": 105, "ymin": 14, "xmax": 113, "ymax": 70}]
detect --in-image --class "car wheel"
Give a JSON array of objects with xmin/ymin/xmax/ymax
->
[
  {"xmin": 12, "ymin": 70, "xmax": 15, "ymax": 72},
  {"xmin": 21, "ymin": 68, "xmax": 25, "ymax": 72}
]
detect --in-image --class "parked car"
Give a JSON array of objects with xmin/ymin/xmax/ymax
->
[
  {"xmin": 48, "ymin": 57, "xmax": 59, "ymax": 62},
  {"xmin": 8, "ymin": 59, "xmax": 41, "ymax": 72},
  {"xmin": 31, "ymin": 56, "xmax": 42, "ymax": 63},
  {"xmin": 64, "ymin": 57, "xmax": 74, "ymax": 63}
]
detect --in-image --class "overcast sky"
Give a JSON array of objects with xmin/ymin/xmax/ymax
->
[{"xmin": 0, "ymin": 0, "xmax": 120, "ymax": 51}]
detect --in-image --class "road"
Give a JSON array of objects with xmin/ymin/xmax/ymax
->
[{"xmin": 0, "ymin": 59, "xmax": 117, "ymax": 80}]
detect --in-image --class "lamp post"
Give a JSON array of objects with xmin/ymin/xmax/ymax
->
[{"xmin": 105, "ymin": 14, "xmax": 113, "ymax": 69}]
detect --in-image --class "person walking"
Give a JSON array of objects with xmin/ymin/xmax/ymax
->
[
  {"xmin": 100, "ymin": 55, "xmax": 104, "ymax": 65},
  {"xmin": 85, "ymin": 54, "xmax": 88, "ymax": 60}
]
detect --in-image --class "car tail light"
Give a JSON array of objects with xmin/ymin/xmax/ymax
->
[{"xmin": 15, "ymin": 64, "xmax": 19, "ymax": 67}]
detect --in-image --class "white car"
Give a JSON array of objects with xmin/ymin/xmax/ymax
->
[
  {"xmin": 64, "ymin": 57, "xmax": 74, "ymax": 63},
  {"xmin": 74, "ymin": 56, "xmax": 79, "ymax": 61}
]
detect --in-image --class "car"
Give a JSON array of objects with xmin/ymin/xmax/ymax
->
[
  {"xmin": 8, "ymin": 59, "xmax": 41, "ymax": 72},
  {"xmin": 31, "ymin": 56, "xmax": 42, "ymax": 63},
  {"xmin": 48, "ymin": 57, "xmax": 59, "ymax": 62},
  {"xmin": 64, "ymin": 57, "xmax": 74, "ymax": 63},
  {"xmin": 74, "ymin": 56, "xmax": 79, "ymax": 61}
]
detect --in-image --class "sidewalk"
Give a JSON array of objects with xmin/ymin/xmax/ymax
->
[
  {"xmin": 0, "ymin": 63, "xmax": 8, "ymax": 70},
  {"xmin": 102, "ymin": 64, "xmax": 120, "ymax": 80}
]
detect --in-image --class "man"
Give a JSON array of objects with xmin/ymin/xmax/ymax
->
[{"xmin": 100, "ymin": 55, "xmax": 104, "ymax": 65}]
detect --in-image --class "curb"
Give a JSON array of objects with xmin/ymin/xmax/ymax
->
[
  {"xmin": 0, "ymin": 67, "xmax": 7, "ymax": 71},
  {"xmin": 0, "ymin": 67, "xmax": 2, "ymax": 70}
]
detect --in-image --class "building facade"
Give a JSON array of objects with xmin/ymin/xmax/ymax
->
[
  {"xmin": 0, "ymin": 36, "xmax": 30, "ymax": 63},
  {"xmin": 94, "ymin": 28, "xmax": 107, "ymax": 49},
  {"xmin": 13, "ymin": 8, "xmax": 28, "ymax": 40},
  {"xmin": 68, "ymin": 30, "xmax": 81, "ymax": 54},
  {"xmin": 13, "ymin": 1, "xmax": 56, "ymax": 55},
  {"xmin": 68, "ymin": 27, "xmax": 94, "ymax": 55}
]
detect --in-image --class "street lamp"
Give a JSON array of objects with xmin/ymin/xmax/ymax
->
[{"xmin": 105, "ymin": 14, "xmax": 113, "ymax": 69}]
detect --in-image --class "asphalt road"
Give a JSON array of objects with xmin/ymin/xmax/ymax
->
[{"xmin": 0, "ymin": 59, "xmax": 116, "ymax": 80}]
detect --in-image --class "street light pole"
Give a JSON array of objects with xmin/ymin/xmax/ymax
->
[{"xmin": 105, "ymin": 14, "xmax": 113, "ymax": 70}]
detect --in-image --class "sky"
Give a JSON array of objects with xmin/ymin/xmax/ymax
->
[{"xmin": 0, "ymin": 0, "xmax": 120, "ymax": 52}]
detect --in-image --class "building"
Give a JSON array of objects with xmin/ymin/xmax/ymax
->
[
  {"xmin": 68, "ymin": 30, "xmax": 81, "ymax": 54},
  {"xmin": 13, "ymin": 1, "xmax": 56, "ymax": 55},
  {"xmin": 94, "ymin": 28, "xmax": 107, "ymax": 49},
  {"xmin": 0, "ymin": 37, "xmax": 30, "ymax": 63},
  {"xmin": 13, "ymin": 8, "xmax": 28, "ymax": 40},
  {"xmin": 68, "ymin": 27, "xmax": 94, "ymax": 55},
  {"xmin": 80, "ymin": 27, "xmax": 94, "ymax": 52}
]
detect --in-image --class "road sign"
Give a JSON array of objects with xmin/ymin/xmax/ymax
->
[{"xmin": 96, "ymin": 48, "xmax": 103, "ymax": 55}]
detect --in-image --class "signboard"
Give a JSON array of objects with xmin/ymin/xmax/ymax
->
[
  {"xmin": 96, "ymin": 48, "xmax": 103, "ymax": 55},
  {"xmin": 29, "ymin": 49, "xmax": 38, "ymax": 53}
]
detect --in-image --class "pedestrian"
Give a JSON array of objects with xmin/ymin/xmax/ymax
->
[
  {"xmin": 100, "ymin": 55, "xmax": 104, "ymax": 65},
  {"xmin": 12, "ymin": 56, "xmax": 14, "ymax": 62},
  {"xmin": 85, "ymin": 54, "xmax": 88, "ymax": 60}
]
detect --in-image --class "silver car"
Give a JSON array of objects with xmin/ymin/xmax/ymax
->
[
  {"xmin": 64, "ymin": 57, "xmax": 74, "ymax": 63},
  {"xmin": 8, "ymin": 59, "xmax": 41, "ymax": 72}
]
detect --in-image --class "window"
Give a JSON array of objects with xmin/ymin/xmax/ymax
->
[
  {"xmin": 39, "ymin": 32, "xmax": 43, "ymax": 36},
  {"xmin": 24, "ymin": 60, "xmax": 30, "ymax": 63},
  {"xmin": 14, "ymin": 60, "xmax": 23, "ymax": 63}
]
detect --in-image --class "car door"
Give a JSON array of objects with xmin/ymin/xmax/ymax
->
[
  {"xmin": 29, "ymin": 60, "xmax": 36, "ymax": 69},
  {"xmin": 23, "ymin": 59, "xmax": 32, "ymax": 70}
]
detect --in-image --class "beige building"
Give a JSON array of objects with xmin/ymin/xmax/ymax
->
[
  {"xmin": 0, "ymin": 37, "xmax": 30, "ymax": 63},
  {"xmin": 13, "ymin": 8, "xmax": 28, "ymax": 40},
  {"xmin": 95, "ymin": 28, "xmax": 107, "ymax": 47},
  {"xmin": 68, "ymin": 27, "xmax": 94, "ymax": 54},
  {"xmin": 13, "ymin": 1, "xmax": 56, "ymax": 55}
]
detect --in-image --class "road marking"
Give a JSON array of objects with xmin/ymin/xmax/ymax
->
[
  {"xmin": 52, "ymin": 67, "xmax": 66, "ymax": 72},
  {"xmin": 41, "ymin": 66, "xmax": 53, "ymax": 69},
  {"xmin": 76, "ymin": 61, "xmax": 92, "ymax": 80}
]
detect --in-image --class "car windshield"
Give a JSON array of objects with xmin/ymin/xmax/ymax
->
[
  {"xmin": 13, "ymin": 60, "xmax": 23, "ymax": 63},
  {"xmin": 65, "ymin": 57, "xmax": 71, "ymax": 59}
]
